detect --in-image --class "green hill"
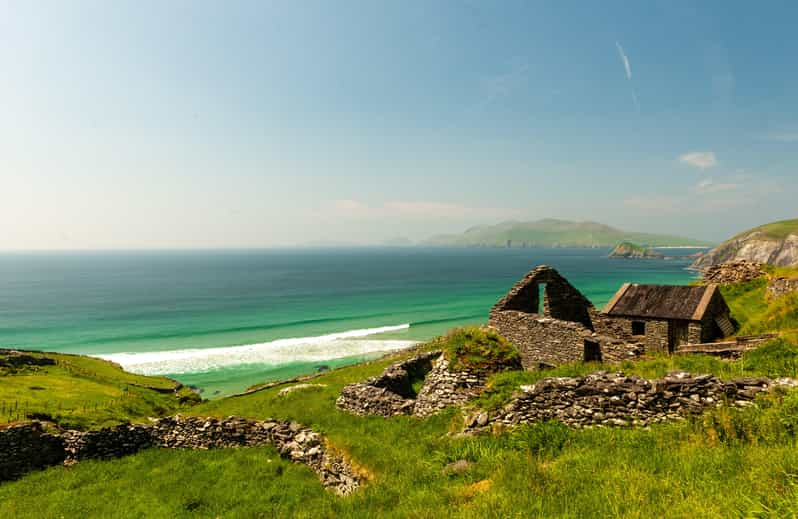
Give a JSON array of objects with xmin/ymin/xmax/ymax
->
[
  {"xmin": 0, "ymin": 350, "xmax": 199, "ymax": 429},
  {"xmin": 425, "ymin": 219, "xmax": 711, "ymax": 248},
  {"xmin": 693, "ymin": 218, "xmax": 798, "ymax": 269},
  {"xmin": 731, "ymin": 218, "xmax": 798, "ymax": 241}
]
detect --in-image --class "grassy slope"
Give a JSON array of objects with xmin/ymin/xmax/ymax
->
[
  {"xmin": 4, "ymin": 283, "xmax": 798, "ymax": 517},
  {"xmin": 3, "ymin": 341, "xmax": 798, "ymax": 517},
  {"xmin": 731, "ymin": 218, "xmax": 798, "ymax": 241},
  {"xmin": 719, "ymin": 265, "xmax": 798, "ymax": 339},
  {"xmin": 425, "ymin": 219, "xmax": 711, "ymax": 248},
  {"xmin": 0, "ymin": 351, "xmax": 198, "ymax": 429}
]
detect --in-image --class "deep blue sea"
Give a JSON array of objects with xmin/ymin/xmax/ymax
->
[{"xmin": 0, "ymin": 248, "xmax": 701, "ymax": 396}]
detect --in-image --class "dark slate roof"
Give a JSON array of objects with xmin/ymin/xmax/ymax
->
[{"xmin": 603, "ymin": 284, "xmax": 717, "ymax": 321}]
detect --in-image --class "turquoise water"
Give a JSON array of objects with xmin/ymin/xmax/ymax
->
[{"xmin": 0, "ymin": 248, "xmax": 700, "ymax": 396}]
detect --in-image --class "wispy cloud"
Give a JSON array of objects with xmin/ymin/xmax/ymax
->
[
  {"xmin": 615, "ymin": 41, "xmax": 638, "ymax": 113},
  {"xmin": 623, "ymin": 173, "xmax": 780, "ymax": 215},
  {"xmin": 691, "ymin": 178, "xmax": 738, "ymax": 194},
  {"xmin": 615, "ymin": 41, "xmax": 632, "ymax": 79},
  {"xmin": 679, "ymin": 151, "xmax": 717, "ymax": 170},
  {"xmin": 763, "ymin": 132, "xmax": 798, "ymax": 142}
]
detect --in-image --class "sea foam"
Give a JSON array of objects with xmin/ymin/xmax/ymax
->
[{"xmin": 95, "ymin": 323, "xmax": 415, "ymax": 375}]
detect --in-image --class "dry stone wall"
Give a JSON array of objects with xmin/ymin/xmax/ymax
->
[
  {"xmin": 413, "ymin": 356, "xmax": 487, "ymax": 417},
  {"xmin": 465, "ymin": 371, "xmax": 798, "ymax": 431},
  {"xmin": 337, "ymin": 349, "xmax": 516, "ymax": 418},
  {"xmin": 0, "ymin": 422, "xmax": 65, "ymax": 481},
  {"xmin": 0, "ymin": 416, "xmax": 360, "ymax": 495},
  {"xmin": 490, "ymin": 313, "xmax": 590, "ymax": 368},
  {"xmin": 701, "ymin": 261, "xmax": 765, "ymax": 284},
  {"xmin": 336, "ymin": 350, "xmax": 441, "ymax": 417},
  {"xmin": 768, "ymin": 277, "xmax": 798, "ymax": 298}
]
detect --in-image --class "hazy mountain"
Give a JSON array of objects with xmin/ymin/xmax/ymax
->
[{"xmin": 424, "ymin": 219, "xmax": 712, "ymax": 248}]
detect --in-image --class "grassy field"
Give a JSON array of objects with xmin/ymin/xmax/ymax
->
[
  {"xmin": 3, "ymin": 279, "xmax": 798, "ymax": 517},
  {"xmin": 0, "ymin": 351, "xmax": 199, "ymax": 429}
]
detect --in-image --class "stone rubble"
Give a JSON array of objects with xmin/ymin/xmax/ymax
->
[
  {"xmin": 701, "ymin": 261, "xmax": 765, "ymax": 285},
  {"xmin": 336, "ymin": 350, "xmax": 441, "ymax": 417},
  {"xmin": 767, "ymin": 277, "xmax": 798, "ymax": 299},
  {"xmin": 464, "ymin": 371, "xmax": 798, "ymax": 431},
  {"xmin": 0, "ymin": 415, "xmax": 360, "ymax": 496},
  {"xmin": 337, "ymin": 349, "xmax": 518, "ymax": 418}
]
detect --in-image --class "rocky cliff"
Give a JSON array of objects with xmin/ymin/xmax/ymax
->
[
  {"xmin": 609, "ymin": 241, "xmax": 665, "ymax": 259},
  {"xmin": 692, "ymin": 219, "xmax": 798, "ymax": 269}
]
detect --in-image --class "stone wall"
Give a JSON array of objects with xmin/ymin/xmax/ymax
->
[
  {"xmin": 465, "ymin": 371, "xmax": 798, "ymax": 431},
  {"xmin": 701, "ymin": 261, "xmax": 765, "ymax": 284},
  {"xmin": 413, "ymin": 356, "xmax": 487, "ymax": 418},
  {"xmin": 0, "ymin": 422, "xmax": 64, "ymax": 481},
  {"xmin": 768, "ymin": 278, "xmax": 798, "ymax": 299},
  {"xmin": 489, "ymin": 312, "xmax": 590, "ymax": 368},
  {"xmin": 336, "ymin": 350, "xmax": 441, "ymax": 417},
  {"xmin": 0, "ymin": 350, "xmax": 56, "ymax": 370},
  {"xmin": 0, "ymin": 416, "xmax": 361, "ymax": 495},
  {"xmin": 491, "ymin": 265, "xmax": 594, "ymax": 329},
  {"xmin": 337, "ymin": 349, "xmax": 516, "ymax": 418}
]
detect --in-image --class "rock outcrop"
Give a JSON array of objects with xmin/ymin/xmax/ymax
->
[
  {"xmin": 609, "ymin": 242, "xmax": 665, "ymax": 259},
  {"xmin": 701, "ymin": 261, "xmax": 765, "ymax": 284},
  {"xmin": 465, "ymin": 371, "xmax": 798, "ymax": 431},
  {"xmin": 692, "ymin": 219, "xmax": 798, "ymax": 269},
  {"xmin": 0, "ymin": 416, "xmax": 361, "ymax": 495}
]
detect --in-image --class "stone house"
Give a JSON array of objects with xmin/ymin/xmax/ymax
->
[
  {"xmin": 488, "ymin": 265, "xmax": 734, "ymax": 370},
  {"xmin": 601, "ymin": 283, "xmax": 733, "ymax": 353}
]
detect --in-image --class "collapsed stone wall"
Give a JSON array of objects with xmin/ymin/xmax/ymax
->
[
  {"xmin": 0, "ymin": 416, "xmax": 360, "ymax": 495},
  {"xmin": 702, "ymin": 261, "xmax": 765, "ymax": 285},
  {"xmin": 337, "ymin": 349, "xmax": 516, "ymax": 418},
  {"xmin": 336, "ymin": 350, "xmax": 441, "ymax": 417},
  {"xmin": 465, "ymin": 371, "xmax": 798, "ymax": 431},
  {"xmin": 768, "ymin": 277, "xmax": 798, "ymax": 299},
  {"xmin": 413, "ymin": 356, "xmax": 487, "ymax": 418}
]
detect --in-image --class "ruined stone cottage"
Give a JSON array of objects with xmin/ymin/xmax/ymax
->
[{"xmin": 488, "ymin": 265, "xmax": 734, "ymax": 369}]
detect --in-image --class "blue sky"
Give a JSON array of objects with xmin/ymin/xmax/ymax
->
[{"xmin": 2, "ymin": 1, "xmax": 797, "ymax": 249}]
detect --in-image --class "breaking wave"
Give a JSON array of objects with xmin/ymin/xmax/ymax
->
[{"xmin": 95, "ymin": 323, "xmax": 415, "ymax": 375}]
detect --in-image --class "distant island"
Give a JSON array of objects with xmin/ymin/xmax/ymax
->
[
  {"xmin": 692, "ymin": 218, "xmax": 798, "ymax": 269},
  {"xmin": 608, "ymin": 241, "xmax": 665, "ymax": 259},
  {"xmin": 424, "ymin": 219, "xmax": 712, "ymax": 249}
]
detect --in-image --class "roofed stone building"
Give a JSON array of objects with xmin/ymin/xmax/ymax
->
[
  {"xmin": 601, "ymin": 283, "xmax": 733, "ymax": 353},
  {"xmin": 489, "ymin": 265, "xmax": 734, "ymax": 370}
]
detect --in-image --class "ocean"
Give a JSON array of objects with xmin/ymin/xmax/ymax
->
[{"xmin": 0, "ymin": 248, "xmax": 701, "ymax": 396}]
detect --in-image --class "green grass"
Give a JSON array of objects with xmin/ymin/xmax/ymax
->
[
  {"xmin": 3, "ymin": 347, "xmax": 798, "ymax": 518},
  {"xmin": 732, "ymin": 218, "xmax": 798, "ymax": 241},
  {"xmin": 5, "ymin": 282, "xmax": 798, "ymax": 517},
  {"xmin": 0, "ymin": 351, "xmax": 199, "ymax": 429},
  {"xmin": 435, "ymin": 326, "xmax": 521, "ymax": 374},
  {"xmin": 719, "ymin": 272, "xmax": 798, "ymax": 336}
]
